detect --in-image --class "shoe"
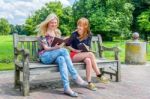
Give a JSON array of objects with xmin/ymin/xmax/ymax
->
[
  {"xmin": 74, "ymin": 75, "xmax": 88, "ymax": 86},
  {"xmin": 87, "ymin": 83, "xmax": 97, "ymax": 91},
  {"xmin": 64, "ymin": 91, "xmax": 78, "ymax": 97},
  {"xmin": 97, "ymin": 76, "xmax": 110, "ymax": 84}
]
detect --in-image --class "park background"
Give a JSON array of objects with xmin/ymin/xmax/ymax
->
[{"xmin": 0, "ymin": 0, "xmax": 150, "ymax": 70}]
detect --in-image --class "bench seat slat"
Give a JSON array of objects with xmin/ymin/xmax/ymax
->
[{"xmin": 28, "ymin": 59, "xmax": 118, "ymax": 69}]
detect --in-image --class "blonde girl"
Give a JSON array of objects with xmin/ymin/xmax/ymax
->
[{"xmin": 37, "ymin": 13, "xmax": 87, "ymax": 97}]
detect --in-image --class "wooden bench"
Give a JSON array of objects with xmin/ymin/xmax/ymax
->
[{"xmin": 13, "ymin": 33, "xmax": 121, "ymax": 96}]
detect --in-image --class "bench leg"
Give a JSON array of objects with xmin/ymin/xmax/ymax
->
[
  {"xmin": 110, "ymin": 74, "xmax": 113, "ymax": 80},
  {"xmin": 22, "ymin": 63, "xmax": 30, "ymax": 96},
  {"xmin": 14, "ymin": 65, "xmax": 20, "ymax": 89},
  {"xmin": 100, "ymin": 68, "xmax": 104, "ymax": 75},
  {"xmin": 22, "ymin": 80, "xmax": 29, "ymax": 96},
  {"xmin": 116, "ymin": 61, "xmax": 121, "ymax": 82}
]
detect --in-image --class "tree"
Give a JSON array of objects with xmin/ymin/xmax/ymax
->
[
  {"xmin": 9, "ymin": 24, "xmax": 17, "ymax": 34},
  {"xmin": 24, "ymin": 17, "xmax": 35, "ymax": 35},
  {"xmin": 25, "ymin": 1, "xmax": 73, "ymax": 36},
  {"xmin": 15, "ymin": 25, "xmax": 27, "ymax": 35},
  {"xmin": 131, "ymin": 0, "xmax": 150, "ymax": 31},
  {"xmin": 10, "ymin": 24, "xmax": 27, "ymax": 35},
  {"xmin": 131, "ymin": 0, "xmax": 150, "ymax": 40},
  {"xmin": 24, "ymin": 2, "xmax": 63, "ymax": 35},
  {"xmin": 60, "ymin": 6, "xmax": 74, "ymax": 36},
  {"xmin": 72, "ymin": 0, "xmax": 134, "ymax": 40},
  {"xmin": 0, "ymin": 18, "xmax": 11, "ymax": 35},
  {"xmin": 137, "ymin": 10, "xmax": 150, "ymax": 41}
]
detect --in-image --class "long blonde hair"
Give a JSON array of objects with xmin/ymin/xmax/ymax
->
[
  {"xmin": 77, "ymin": 17, "xmax": 90, "ymax": 40},
  {"xmin": 36, "ymin": 13, "xmax": 61, "ymax": 37}
]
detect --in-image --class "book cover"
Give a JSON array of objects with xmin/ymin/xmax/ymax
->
[{"xmin": 51, "ymin": 37, "xmax": 70, "ymax": 47}]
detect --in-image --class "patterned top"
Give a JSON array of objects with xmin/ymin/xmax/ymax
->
[
  {"xmin": 66, "ymin": 31, "xmax": 92, "ymax": 49},
  {"xmin": 38, "ymin": 35, "xmax": 54, "ymax": 55},
  {"xmin": 38, "ymin": 29, "xmax": 61, "ymax": 55}
]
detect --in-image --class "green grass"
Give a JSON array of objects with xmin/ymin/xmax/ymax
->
[
  {"xmin": 147, "ymin": 43, "xmax": 150, "ymax": 61},
  {"xmin": 0, "ymin": 63, "xmax": 14, "ymax": 71},
  {"xmin": 0, "ymin": 35, "xmax": 14, "ymax": 70},
  {"xmin": 0, "ymin": 35, "xmax": 13, "ymax": 61},
  {"xmin": 0, "ymin": 35, "xmax": 150, "ymax": 70}
]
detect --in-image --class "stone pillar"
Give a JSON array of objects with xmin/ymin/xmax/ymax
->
[{"xmin": 125, "ymin": 41, "xmax": 147, "ymax": 64}]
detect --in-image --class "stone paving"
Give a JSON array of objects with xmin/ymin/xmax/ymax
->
[{"xmin": 0, "ymin": 63, "xmax": 150, "ymax": 99}]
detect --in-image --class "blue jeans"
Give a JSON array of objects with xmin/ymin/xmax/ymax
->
[{"xmin": 39, "ymin": 48, "xmax": 78, "ymax": 90}]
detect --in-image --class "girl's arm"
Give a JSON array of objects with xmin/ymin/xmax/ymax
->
[
  {"xmin": 66, "ymin": 46, "xmax": 81, "ymax": 52},
  {"xmin": 40, "ymin": 38, "xmax": 61, "ymax": 51},
  {"xmin": 65, "ymin": 32, "xmax": 81, "ymax": 52},
  {"xmin": 42, "ymin": 44, "xmax": 60, "ymax": 51},
  {"xmin": 41, "ymin": 30, "xmax": 63, "ymax": 51}
]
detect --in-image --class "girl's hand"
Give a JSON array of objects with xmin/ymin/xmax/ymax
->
[{"xmin": 54, "ymin": 43, "xmax": 61, "ymax": 49}]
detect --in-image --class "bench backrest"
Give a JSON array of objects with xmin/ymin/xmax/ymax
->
[{"xmin": 13, "ymin": 33, "xmax": 103, "ymax": 62}]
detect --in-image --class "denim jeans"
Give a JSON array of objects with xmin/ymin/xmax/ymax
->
[{"xmin": 39, "ymin": 48, "xmax": 78, "ymax": 90}]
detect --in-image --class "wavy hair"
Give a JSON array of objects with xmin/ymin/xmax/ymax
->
[
  {"xmin": 36, "ymin": 13, "xmax": 61, "ymax": 37},
  {"xmin": 77, "ymin": 17, "xmax": 90, "ymax": 40}
]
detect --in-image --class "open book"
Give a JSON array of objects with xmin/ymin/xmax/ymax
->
[
  {"xmin": 77, "ymin": 43, "xmax": 90, "ymax": 52},
  {"xmin": 51, "ymin": 37, "xmax": 69, "ymax": 47}
]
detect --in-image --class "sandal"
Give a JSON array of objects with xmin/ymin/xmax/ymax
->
[
  {"xmin": 87, "ymin": 83, "xmax": 97, "ymax": 91},
  {"xmin": 97, "ymin": 76, "xmax": 110, "ymax": 84},
  {"xmin": 64, "ymin": 91, "xmax": 78, "ymax": 97}
]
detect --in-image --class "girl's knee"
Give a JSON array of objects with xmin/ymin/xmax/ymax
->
[
  {"xmin": 88, "ymin": 52, "xmax": 95, "ymax": 58},
  {"xmin": 60, "ymin": 48, "xmax": 69, "ymax": 55},
  {"xmin": 56, "ymin": 56, "xmax": 65, "ymax": 63},
  {"xmin": 84, "ymin": 58, "xmax": 91, "ymax": 63}
]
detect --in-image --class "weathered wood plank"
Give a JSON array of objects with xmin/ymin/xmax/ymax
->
[
  {"xmin": 22, "ymin": 55, "xmax": 30, "ymax": 96},
  {"xmin": 18, "ymin": 36, "xmax": 37, "ymax": 42}
]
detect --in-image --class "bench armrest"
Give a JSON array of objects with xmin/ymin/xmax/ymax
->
[
  {"xmin": 14, "ymin": 47, "xmax": 30, "ymax": 57},
  {"xmin": 14, "ymin": 47, "xmax": 30, "ymax": 67},
  {"xmin": 101, "ymin": 46, "xmax": 121, "ymax": 60},
  {"xmin": 102, "ymin": 46, "xmax": 120, "ymax": 52}
]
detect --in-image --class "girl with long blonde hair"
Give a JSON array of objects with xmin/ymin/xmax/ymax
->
[{"xmin": 37, "ymin": 13, "xmax": 87, "ymax": 97}]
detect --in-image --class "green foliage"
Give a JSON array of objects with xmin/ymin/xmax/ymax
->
[
  {"xmin": 24, "ymin": 2, "xmax": 63, "ymax": 35},
  {"xmin": 24, "ymin": 2, "xmax": 73, "ymax": 36},
  {"xmin": 60, "ymin": 6, "xmax": 74, "ymax": 36},
  {"xmin": 10, "ymin": 24, "xmax": 27, "ymax": 35},
  {"xmin": 131, "ymin": 0, "xmax": 150, "ymax": 40},
  {"xmin": 72, "ymin": 0, "xmax": 134, "ymax": 40},
  {"xmin": 0, "ymin": 18, "xmax": 11, "ymax": 35},
  {"xmin": 24, "ymin": 17, "xmax": 36, "ymax": 35},
  {"xmin": 9, "ymin": 24, "xmax": 17, "ymax": 34},
  {"xmin": 137, "ymin": 10, "xmax": 150, "ymax": 32},
  {"xmin": 20, "ymin": 0, "xmax": 149, "ymax": 39}
]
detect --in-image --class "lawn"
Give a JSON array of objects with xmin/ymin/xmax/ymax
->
[
  {"xmin": 0, "ymin": 35, "xmax": 14, "ymax": 70},
  {"xmin": 0, "ymin": 35, "xmax": 150, "ymax": 70},
  {"xmin": 0, "ymin": 35, "xmax": 13, "ymax": 61}
]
